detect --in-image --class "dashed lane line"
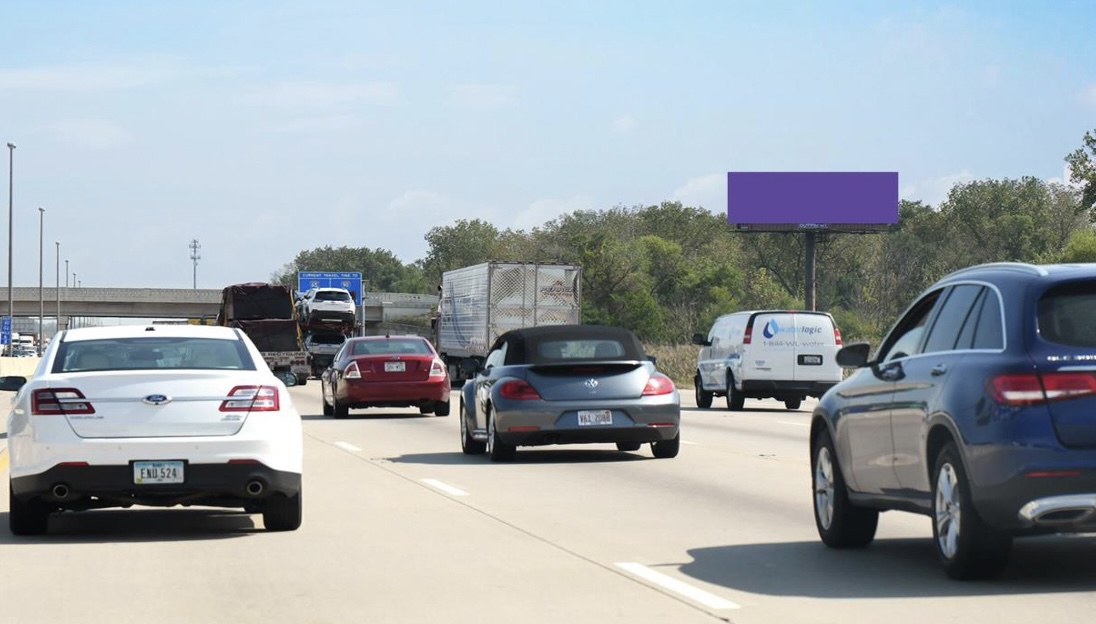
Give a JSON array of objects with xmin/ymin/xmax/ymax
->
[
  {"xmin": 615, "ymin": 562, "xmax": 740, "ymax": 610},
  {"xmin": 420, "ymin": 478, "xmax": 469, "ymax": 497}
]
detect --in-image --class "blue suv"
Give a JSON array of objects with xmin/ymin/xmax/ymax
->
[{"xmin": 811, "ymin": 262, "xmax": 1096, "ymax": 579}]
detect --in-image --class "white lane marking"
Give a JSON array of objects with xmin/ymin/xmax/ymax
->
[
  {"xmin": 421, "ymin": 478, "xmax": 469, "ymax": 497},
  {"xmin": 681, "ymin": 440, "xmax": 699, "ymax": 446},
  {"xmin": 777, "ymin": 421, "xmax": 810, "ymax": 427},
  {"xmin": 615, "ymin": 562, "xmax": 740, "ymax": 610},
  {"xmin": 334, "ymin": 441, "xmax": 362, "ymax": 453}
]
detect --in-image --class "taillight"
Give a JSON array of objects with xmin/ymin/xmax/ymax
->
[
  {"xmin": 834, "ymin": 326, "xmax": 843, "ymax": 346},
  {"xmin": 220, "ymin": 385, "xmax": 280, "ymax": 412},
  {"xmin": 430, "ymin": 358, "xmax": 447, "ymax": 377},
  {"xmin": 32, "ymin": 388, "xmax": 94, "ymax": 415},
  {"xmin": 989, "ymin": 372, "xmax": 1096, "ymax": 406},
  {"xmin": 345, "ymin": 361, "xmax": 362, "ymax": 379},
  {"xmin": 499, "ymin": 379, "xmax": 541, "ymax": 400},
  {"xmin": 642, "ymin": 373, "xmax": 676, "ymax": 396},
  {"xmin": 743, "ymin": 326, "xmax": 753, "ymax": 345}
]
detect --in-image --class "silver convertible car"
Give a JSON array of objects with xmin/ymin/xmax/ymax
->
[{"xmin": 459, "ymin": 324, "xmax": 681, "ymax": 461}]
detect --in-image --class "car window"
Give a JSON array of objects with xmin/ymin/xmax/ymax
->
[
  {"xmin": 56, "ymin": 337, "xmax": 254, "ymax": 373},
  {"xmin": 1038, "ymin": 282, "xmax": 1096, "ymax": 347},
  {"xmin": 877, "ymin": 289, "xmax": 945, "ymax": 362},
  {"xmin": 922, "ymin": 284, "xmax": 983, "ymax": 354},
  {"xmin": 484, "ymin": 342, "xmax": 507, "ymax": 369},
  {"xmin": 971, "ymin": 289, "xmax": 1004, "ymax": 350},
  {"xmin": 316, "ymin": 290, "xmax": 351, "ymax": 302}
]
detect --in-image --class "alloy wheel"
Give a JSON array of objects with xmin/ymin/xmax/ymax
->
[{"xmin": 935, "ymin": 463, "xmax": 961, "ymax": 560}]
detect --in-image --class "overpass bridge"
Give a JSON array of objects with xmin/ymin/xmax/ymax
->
[{"xmin": 2, "ymin": 287, "xmax": 437, "ymax": 333}]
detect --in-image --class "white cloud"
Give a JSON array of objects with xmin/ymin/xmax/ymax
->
[
  {"xmin": 243, "ymin": 81, "xmax": 399, "ymax": 110},
  {"xmin": 267, "ymin": 115, "xmax": 363, "ymax": 133},
  {"xmin": 1047, "ymin": 163, "xmax": 1084, "ymax": 189},
  {"xmin": 1082, "ymin": 83, "xmax": 1096, "ymax": 108},
  {"xmin": 672, "ymin": 173, "xmax": 726, "ymax": 212},
  {"xmin": 611, "ymin": 114, "xmax": 637, "ymax": 134},
  {"xmin": 0, "ymin": 64, "xmax": 169, "ymax": 91},
  {"xmin": 34, "ymin": 119, "xmax": 134, "ymax": 149},
  {"xmin": 0, "ymin": 60, "xmax": 249, "ymax": 92},
  {"xmin": 512, "ymin": 196, "xmax": 596, "ymax": 231},
  {"xmin": 448, "ymin": 84, "xmax": 519, "ymax": 109},
  {"xmin": 900, "ymin": 170, "xmax": 974, "ymax": 206}
]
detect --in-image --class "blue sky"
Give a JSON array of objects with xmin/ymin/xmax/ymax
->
[{"xmin": 1, "ymin": 0, "xmax": 1093, "ymax": 289}]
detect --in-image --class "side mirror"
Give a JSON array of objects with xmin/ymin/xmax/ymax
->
[
  {"xmin": 691, "ymin": 333, "xmax": 711, "ymax": 347},
  {"xmin": 274, "ymin": 371, "xmax": 299, "ymax": 387},
  {"xmin": 459, "ymin": 358, "xmax": 482, "ymax": 376},
  {"xmin": 647, "ymin": 355, "xmax": 658, "ymax": 366},
  {"xmin": 835, "ymin": 343, "xmax": 872, "ymax": 369},
  {"xmin": 0, "ymin": 375, "xmax": 28, "ymax": 392}
]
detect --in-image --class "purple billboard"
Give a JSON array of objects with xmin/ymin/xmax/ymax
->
[{"xmin": 727, "ymin": 172, "xmax": 899, "ymax": 232}]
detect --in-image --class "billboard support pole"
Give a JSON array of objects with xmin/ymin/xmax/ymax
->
[{"xmin": 804, "ymin": 231, "xmax": 817, "ymax": 311}]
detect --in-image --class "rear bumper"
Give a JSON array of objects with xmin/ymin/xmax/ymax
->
[
  {"xmin": 741, "ymin": 379, "xmax": 836, "ymax": 399},
  {"xmin": 11, "ymin": 462, "xmax": 301, "ymax": 510},
  {"xmin": 341, "ymin": 378, "xmax": 451, "ymax": 407},
  {"xmin": 497, "ymin": 424, "xmax": 679, "ymax": 447}
]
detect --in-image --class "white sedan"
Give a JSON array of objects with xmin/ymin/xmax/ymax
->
[{"xmin": 2, "ymin": 324, "xmax": 303, "ymax": 535}]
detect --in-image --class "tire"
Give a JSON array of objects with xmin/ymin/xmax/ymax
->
[
  {"xmin": 321, "ymin": 382, "xmax": 334, "ymax": 416},
  {"xmin": 487, "ymin": 410, "xmax": 516, "ymax": 462},
  {"xmin": 263, "ymin": 490, "xmax": 302, "ymax": 532},
  {"xmin": 785, "ymin": 399, "xmax": 802, "ymax": 410},
  {"xmin": 616, "ymin": 442, "xmax": 642, "ymax": 452},
  {"xmin": 812, "ymin": 428, "xmax": 878, "ymax": 548},
  {"xmin": 9, "ymin": 482, "xmax": 49, "ymax": 536},
  {"xmin": 460, "ymin": 398, "xmax": 486, "ymax": 455},
  {"xmin": 932, "ymin": 442, "xmax": 1012, "ymax": 580},
  {"xmin": 332, "ymin": 387, "xmax": 349, "ymax": 419},
  {"xmin": 295, "ymin": 374, "xmax": 308, "ymax": 386},
  {"xmin": 419, "ymin": 405, "xmax": 435, "ymax": 415},
  {"xmin": 694, "ymin": 373, "xmax": 713, "ymax": 409},
  {"xmin": 725, "ymin": 374, "xmax": 745, "ymax": 411},
  {"xmin": 434, "ymin": 400, "xmax": 450, "ymax": 417},
  {"xmin": 652, "ymin": 434, "xmax": 680, "ymax": 459}
]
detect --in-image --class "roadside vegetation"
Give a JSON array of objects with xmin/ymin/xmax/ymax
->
[{"xmin": 270, "ymin": 129, "xmax": 1096, "ymax": 386}]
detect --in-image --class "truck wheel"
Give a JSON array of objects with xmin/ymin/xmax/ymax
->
[
  {"xmin": 694, "ymin": 373, "xmax": 713, "ymax": 409},
  {"xmin": 726, "ymin": 374, "xmax": 745, "ymax": 411},
  {"xmin": 295, "ymin": 374, "xmax": 307, "ymax": 386}
]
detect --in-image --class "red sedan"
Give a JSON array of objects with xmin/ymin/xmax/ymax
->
[{"xmin": 320, "ymin": 335, "xmax": 451, "ymax": 418}]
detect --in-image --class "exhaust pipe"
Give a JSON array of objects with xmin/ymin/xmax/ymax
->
[
  {"xmin": 245, "ymin": 480, "xmax": 265, "ymax": 496},
  {"xmin": 51, "ymin": 483, "xmax": 70, "ymax": 500}
]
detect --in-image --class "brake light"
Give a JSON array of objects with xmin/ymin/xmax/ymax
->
[
  {"xmin": 32, "ymin": 388, "xmax": 94, "ymax": 415},
  {"xmin": 743, "ymin": 326, "xmax": 753, "ymax": 345},
  {"xmin": 220, "ymin": 386, "xmax": 280, "ymax": 412},
  {"xmin": 989, "ymin": 373, "xmax": 1096, "ymax": 406},
  {"xmin": 643, "ymin": 373, "xmax": 676, "ymax": 396},
  {"xmin": 834, "ymin": 326, "xmax": 843, "ymax": 346},
  {"xmin": 499, "ymin": 379, "xmax": 541, "ymax": 400},
  {"xmin": 345, "ymin": 361, "xmax": 362, "ymax": 379},
  {"xmin": 430, "ymin": 358, "xmax": 447, "ymax": 377}
]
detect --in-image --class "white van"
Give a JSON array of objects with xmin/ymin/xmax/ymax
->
[{"xmin": 691, "ymin": 310, "xmax": 843, "ymax": 411}]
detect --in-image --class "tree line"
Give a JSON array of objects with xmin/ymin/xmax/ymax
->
[{"xmin": 271, "ymin": 129, "xmax": 1096, "ymax": 346}]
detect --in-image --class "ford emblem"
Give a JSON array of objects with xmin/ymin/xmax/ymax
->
[
  {"xmin": 143, "ymin": 394, "xmax": 172, "ymax": 406},
  {"xmin": 584, "ymin": 379, "xmax": 599, "ymax": 389}
]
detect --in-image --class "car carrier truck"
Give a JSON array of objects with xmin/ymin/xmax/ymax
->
[
  {"xmin": 432, "ymin": 262, "xmax": 582, "ymax": 383},
  {"xmin": 217, "ymin": 282, "xmax": 312, "ymax": 385}
]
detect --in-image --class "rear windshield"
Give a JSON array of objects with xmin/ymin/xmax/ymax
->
[
  {"xmin": 351, "ymin": 339, "xmax": 432, "ymax": 356},
  {"xmin": 53, "ymin": 337, "xmax": 256, "ymax": 373},
  {"xmin": 316, "ymin": 291, "xmax": 351, "ymax": 302},
  {"xmin": 527, "ymin": 338, "xmax": 640, "ymax": 363},
  {"xmin": 1038, "ymin": 284, "xmax": 1096, "ymax": 347}
]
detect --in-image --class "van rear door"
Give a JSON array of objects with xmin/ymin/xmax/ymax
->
[
  {"xmin": 789, "ymin": 312, "xmax": 842, "ymax": 383},
  {"xmin": 744, "ymin": 312, "xmax": 799, "ymax": 383}
]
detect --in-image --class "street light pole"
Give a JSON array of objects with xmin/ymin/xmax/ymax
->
[
  {"xmin": 6, "ymin": 142, "xmax": 14, "ymax": 354},
  {"xmin": 55, "ymin": 241, "xmax": 60, "ymax": 335},
  {"xmin": 38, "ymin": 207, "xmax": 44, "ymax": 355}
]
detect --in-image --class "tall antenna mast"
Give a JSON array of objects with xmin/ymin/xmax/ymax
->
[{"xmin": 189, "ymin": 239, "xmax": 201, "ymax": 289}]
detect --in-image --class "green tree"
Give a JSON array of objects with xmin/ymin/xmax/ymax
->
[{"xmin": 1065, "ymin": 129, "xmax": 1096, "ymax": 215}]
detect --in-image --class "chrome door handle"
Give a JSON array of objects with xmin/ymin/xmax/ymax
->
[{"xmin": 931, "ymin": 364, "xmax": 948, "ymax": 376}]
